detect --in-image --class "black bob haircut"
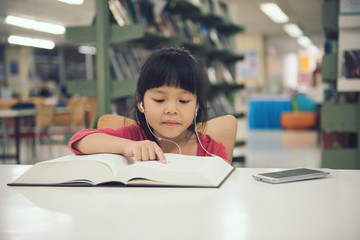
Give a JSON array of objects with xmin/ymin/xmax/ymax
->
[{"xmin": 133, "ymin": 47, "xmax": 209, "ymax": 141}]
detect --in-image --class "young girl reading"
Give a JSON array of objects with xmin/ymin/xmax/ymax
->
[{"xmin": 68, "ymin": 47, "xmax": 228, "ymax": 163}]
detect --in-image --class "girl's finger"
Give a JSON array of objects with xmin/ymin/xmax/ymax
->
[
  {"xmin": 141, "ymin": 145, "xmax": 149, "ymax": 161},
  {"xmin": 154, "ymin": 146, "xmax": 166, "ymax": 164},
  {"xmin": 148, "ymin": 145, "xmax": 156, "ymax": 160}
]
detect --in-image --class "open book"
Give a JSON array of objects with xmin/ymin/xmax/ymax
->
[{"xmin": 8, "ymin": 153, "xmax": 234, "ymax": 188}]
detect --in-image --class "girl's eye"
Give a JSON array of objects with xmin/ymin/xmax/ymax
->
[
  {"xmin": 179, "ymin": 100, "xmax": 190, "ymax": 104},
  {"xmin": 154, "ymin": 99, "xmax": 164, "ymax": 103}
]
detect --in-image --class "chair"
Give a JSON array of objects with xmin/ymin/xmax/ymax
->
[
  {"xmin": 13, "ymin": 102, "xmax": 56, "ymax": 162},
  {"xmin": 0, "ymin": 98, "xmax": 19, "ymax": 109},
  {"xmin": 53, "ymin": 96, "xmax": 97, "ymax": 131},
  {"xmin": 84, "ymin": 97, "xmax": 98, "ymax": 128},
  {"xmin": 97, "ymin": 114, "xmax": 237, "ymax": 163},
  {"xmin": 52, "ymin": 96, "xmax": 88, "ymax": 142},
  {"xmin": 0, "ymin": 99, "xmax": 19, "ymax": 155}
]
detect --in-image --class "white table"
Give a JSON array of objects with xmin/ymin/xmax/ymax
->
[{"xmin": 1, "ymin": 166, "xmax": 359, "ymax": 240}]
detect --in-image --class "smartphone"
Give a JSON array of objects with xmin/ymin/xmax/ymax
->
[{"xmin": 253, "ymin": 168, "xmax": 331, "ymax": 184}]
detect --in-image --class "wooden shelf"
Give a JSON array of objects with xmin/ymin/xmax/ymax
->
[
  {"xmin": 322, "ymin": 53, "xmax": 338, "ymax": 80},
  {"xmin": 66, "ymin": 24, "xmax": 243, "ymax": 60},
  {"xmin": 166, "ymin": 0, "xmax": 200, "ymax": 14},
  {"xmin": 216, "ymin": 21, "xmax": 244, "ymax": 35},
  {"xmin": 320, "ymin": 0, "xmax": 359, "ymax": 170},
  {"xmin": 66, "ymin": 80, "xmax": 137, "ymax": 99},
  {"xmin": 322, "ymin": 1, "xmax": 339, "ymax": 39},
  {"xmin": 210, "ymin": 82, "xmax": 244, "ymax": 92},
  {"xmin": 166, "ymin": 0, "xmax": 243, "ymax": 35},
  {"xmin": 66, "ymin": 24, "xmax": 170, "ymax": 45}
]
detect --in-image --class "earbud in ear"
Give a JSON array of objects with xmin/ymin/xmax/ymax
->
[
  {"xmin": 140, "ymin": 102, "xmax": 145, "ymax": 112},
  {"xmin": 195, "ymin": 106, "xmax": 199, "ymax": 117}
]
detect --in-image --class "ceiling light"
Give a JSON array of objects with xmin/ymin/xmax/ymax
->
[
  {"xmin": 57, "ymin": 0, "xmax": 83, "ymax": 5},
  {"xmin": 283, "ymin": 24, "xmax": 303, "ymax": 38},
  {"xmin": 78, "ymin": 46, "xmax": 96, "ymax": 55},
  {"xmin": 306, "ymin": 45, "xmax": 319, "ymax": 54},
  {"xmin": 260, "ymin": 3, "xmax": 289, "ymax": 23},
  {"xmin": 5, "ymin": 15, "xmax": 65, "ymax": 35},
  {"xmin": 297, "ymin": 36, "xmax": 312, "ymax": 48},
  {"xmin": 8, "ymin": 35, "xmax": 55, "ymax": 49}
]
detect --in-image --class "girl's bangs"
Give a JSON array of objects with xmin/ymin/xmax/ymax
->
[{"xmin": 148, "ymin": 58, "xmax": 196, "ymax": 94}]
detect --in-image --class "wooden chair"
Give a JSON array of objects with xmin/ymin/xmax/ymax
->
[
  {"xmin": 97, "ymin": 114, "xmax": 237, "ymax": 163},
  {"xmin": 84, "ymin": 97, "xmax": 98, "ymax": 128},
  {"xmin": 15, "ymin": 103, "xmax": 56, "ymax": 162},
  {"xmin": 0, "ymin": 98, "xmax": 19, "ymax": 110}
]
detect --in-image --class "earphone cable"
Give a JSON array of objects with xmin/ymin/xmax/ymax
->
[
  {"xmin": 194, "ymin": 116, "xmax": 217, "ymax": 158},
  {"xmin": 144, "ymin": 114, "xmax": 182, "ymax": 155}
]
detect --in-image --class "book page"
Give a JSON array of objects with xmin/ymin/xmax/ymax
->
[
  {"xmin": 46, "ymin": 153, "xmax": 135, "ymax": 176},
  {"xmin": 11, "ymin": 153, "xmax": 135, "ymax": 186},
  {"xmin": 117, "ymin": 153, "xmax": 233, "ymax": 187}
]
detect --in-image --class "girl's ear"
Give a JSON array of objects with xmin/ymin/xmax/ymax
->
[
  {"xmin": 137, "ymin": 102, "xmax": 144, "ymax": 113},
  {"xmin": 136, "ymin": 96, "xmax": 144, "ymax": 113}
]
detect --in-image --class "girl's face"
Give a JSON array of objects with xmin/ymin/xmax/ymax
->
[{"xmin": 140, "ymin": 85, "xmax": 198, "ymax": 140}]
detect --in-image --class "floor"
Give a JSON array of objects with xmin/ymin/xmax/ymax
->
[
  {"xmin": 1, "ymin": 129, "xmax": 321, "ymax": 168},
  {"xmin": 1, "ymin": 136, "xmax": 73, "ymax": 165},
  {"xmin": 244, "ymin": 130, "xmax": 320, "ymax": 168}
]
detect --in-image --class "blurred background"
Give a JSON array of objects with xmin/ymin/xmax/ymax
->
[{"xmin": 0, "ymin": 0, "xmax": 359, "ymax": 169}]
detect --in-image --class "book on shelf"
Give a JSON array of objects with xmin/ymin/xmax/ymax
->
[
  {"xmin": 114, "ymin": 47, "xmax": 135, "ymax": 80},
  {"xmin": 184, "ymin": 19, "xmax": 204, "ymax": 44},
  {"xmin": 200, "ymin": 24, "xmax": 213, "ymax": 46},
  {"xmin": 210, "ymin": 0, "xmax": 228, "ymax": 18},
  {"xmin": 8, "ymin": 153, "xmax": 234, "ymax": 188},
  {"xmin": 209, "ymin": 28, "xmax": 224, "ymax": 49},
  {"xmin": 137, "ymin": 0, "xmax": 157, "ymax": 32},
  {"xmin": 324, "ymin": 89, "xmax": 359, "ymax": 104},
  {"xmin": 109, "ymin": 47, "xmax": 125, "ymax": 81},
  {"xmin": 209, "ymin": 92, "xmax": 234, "ymax": 115},
  {"xmin": 171, "ymin": 14, "xmax": 191, "ymax": 41},
  {"xmin": 124, "ymin": 0, "xmax": 141, "ymax": 23},
  {"xmin": 218, "ymin": 33, "xmax": 231, "ymax": 49},
  {"xmin": 131, "ymin": 47, "xmax": 152, "ymax": 67},
  {"xmin": 122, "ymin": 47, "xmax": 141, "ymax": 79},
  {"xmin": 209, "ymin": 61, "xmax": 234, "ymax": 84},
  {"xmin": 322, "ymin": 131, "xmax": 358, "ymax": 149},
  {"xmin": 109, "ymin": 0, "xmax": 133, "ymax": 27}
]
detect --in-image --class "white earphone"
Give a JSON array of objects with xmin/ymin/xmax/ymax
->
[{"xmin": 140, "ymin": 102, "xmax": 145, "ymax": 112}]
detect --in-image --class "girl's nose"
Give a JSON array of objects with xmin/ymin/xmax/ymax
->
[{"xmin": 165, "ymin": 103, "xmax": 177, "ymax": 115}]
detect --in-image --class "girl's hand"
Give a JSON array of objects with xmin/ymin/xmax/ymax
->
[{"xmin": 124, "ymin": 140, "xmax": 166, "ymax": 164}]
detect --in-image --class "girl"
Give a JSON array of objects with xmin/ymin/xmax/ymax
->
[{"xmin": 69, "ymin": 47, "xmax": 228, "ymax": 163}]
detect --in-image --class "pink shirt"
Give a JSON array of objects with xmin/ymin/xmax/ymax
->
[{"xmin": 68, "ymin": 124, "xmax": 228, "ymax": 162}]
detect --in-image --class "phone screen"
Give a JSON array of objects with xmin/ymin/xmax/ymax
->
[{"xmin": 258, "ymin": 168, "xmax": 325, "ymax": 179}]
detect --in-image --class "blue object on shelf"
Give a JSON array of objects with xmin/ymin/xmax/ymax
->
[
  {"xmin": 295, "ymin": 94, "xmax": 316, "ymax": 111},
  {"xmin": 248, "ymin": 96, "xmax": 292, "ymax": 129}
]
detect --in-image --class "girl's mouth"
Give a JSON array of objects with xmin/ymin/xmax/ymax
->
[{"xmin": 163, "ymin": 120, "xmax": 179, "ymax": 126}]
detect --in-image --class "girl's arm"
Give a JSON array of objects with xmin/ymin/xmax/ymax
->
[{"xmin": 70, "ymin": 130, "xmax": 166, "ymax": 163}]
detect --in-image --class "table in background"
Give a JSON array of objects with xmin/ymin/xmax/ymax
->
[
  {"xmin": 0, "ymin": 107, "xmax": 69, "ymax": 164},
  {"xmin": 1, "ymin": 166, "xmax": 359, "ymax": 240},
  {"xmin": 0, "ymin": 109, "xmax": 35, "ymax": 164}
]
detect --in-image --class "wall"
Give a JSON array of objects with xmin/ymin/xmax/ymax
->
[
  {"xmin": 5, "ymin": 45, "xmax": 35, "ymax": 99},
  {"xmin": 265, "ymin": 33, "xmax": 324, "ymax": 94},
  {"xmin": 233, "ymin": 34, "xmax": 265, "ymax": 91}
]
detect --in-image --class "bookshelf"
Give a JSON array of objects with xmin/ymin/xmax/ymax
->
[
  {"xmin": 65, "ymin": 0, "xmax": 245, "ymax": 117},
  {"xmin": 320, "ymin": 0, "xmax": 360, "ymax": 169}
]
